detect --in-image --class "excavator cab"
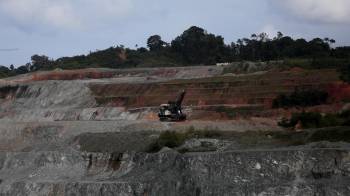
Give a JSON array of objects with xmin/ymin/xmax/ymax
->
[{"xmin": 158, "ymin": 90, "xmax": 186, "ymax": 121}]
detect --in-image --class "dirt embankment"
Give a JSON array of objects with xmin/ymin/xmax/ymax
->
[
  {"xmin": 89, "ymin": 69, "xmax": 340, "ymax": 107},
  {"xmin": 86, "ymin": 68, "xmax": 347, "ymax": 121},
  {"xmin": 0, "ymin": 66, "xmax": 222, "ymax": 83},
  {"xmin": 0, "ymin": 67, "xmax": 348, "ymax": 122}
]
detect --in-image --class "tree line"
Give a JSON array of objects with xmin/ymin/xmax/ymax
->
[{"xmin": 1, "ymin": 26, "xmax": 350, "ymax": 78}]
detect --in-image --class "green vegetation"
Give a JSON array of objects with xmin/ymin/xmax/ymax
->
[
  {"xmin": 1, "ymin": 26, "xmax": 350, "ymax": 78},
  {"xmin": 265, "ymin": 127, "xmax": 350, "ymax": 146},
  {"xmin": 339, "ymin": 64, "xmax": 350, "ymax": 83},
  {"xmin": 283, "ymin": 58, "xmax": 350, "ymax": 69},
  {"xmin": 278, "ymin": 111, "xmax": 350, "ymax": 129},
  {"xmin": 273, "ymin": 89, "xmax": 329, "ymax": 108},
  {"xmin": 0, "ymin": 66, "xmax": 10, "ymax": 78},
  {"xmin": 148, "ymin": 126, "xmax": 350, "ymax": 153},
  {"xmin": 0, "ymin": 63, "xmax": 31, "ymax": 78},
  {"xmin": 148, "ymin": 128, "xmax": 222, "ymax": 152}
]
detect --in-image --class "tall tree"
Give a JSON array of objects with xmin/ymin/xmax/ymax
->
[
  {"xmin": 31, "ymin": 54, "xmax": 52, "ymax": 70},
  {"xmin": 147, "ymin": 35, "xmax": 167, "ymax": 51},
  {"xmin": 171, "ymin": 26, "xmax": 229, "ymax": 64}
]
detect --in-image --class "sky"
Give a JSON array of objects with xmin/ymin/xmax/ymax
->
[{"xmin": 1, "ymin": 0, "xmax": 350, "ymax": 66}]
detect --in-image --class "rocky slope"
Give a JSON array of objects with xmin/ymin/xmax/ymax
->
[{"xmin": 0, "ymin": 65, "xmax": 350, "ymax": 195}]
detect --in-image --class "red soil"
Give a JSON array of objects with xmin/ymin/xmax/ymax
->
[
  {"xmin": 90, "ymin": 69, "xmax": 340, "ymax": 109},
  {"xmin": 326, "ymin": 82, "xmax": 350, "ymax": 102}
]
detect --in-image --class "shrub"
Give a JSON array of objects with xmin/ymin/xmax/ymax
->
[
  {"xmin": 308, "ymin": 127, "xmax": 350, "ymax": 142},
  {"xmin": 339, "ymin": 64, "xmax": 350, "ymax": 83},
  {"xmin": 278, "ymin": 110, "xmax": 350, "ymax": 129},
  {"xmin": 273, "ymin": 89, "xmax": 328, "ymax": 108},
  {"xmin": 339, "ymin": 110, "xmax": 350, "ymax": 125},
  {"xmin": 279, "ymin": 112, "xmax": 323, "ymax": 128},
  {"xmin": 148, "ymin": 131, "xmax": 187, "ymax": 152},
  {"xmin": 311, "ymin": 58, "xmax": 350, "ymax": 69},
  {"xmin": 147, "ymin": 128, "xmax": 224, "ymax": 152},
  {"xmin": 157, "ymin": 131, "xmax": 187, "ymax": 148},
  {"xmin": 283, "ymin": 58, "xmax": 312, "ymax": 69}
]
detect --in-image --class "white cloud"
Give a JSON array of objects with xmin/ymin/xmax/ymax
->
[
  {"xmin": 0, "ymin": 0, "xmax": 133, "ymax": 30},
  {"xmin": 272, "ymin": 0, "xmax": 350, "ymax": 24},
  {"xmin": 0, "ymin": 0, "xmax": 80, "ymax": 29}
]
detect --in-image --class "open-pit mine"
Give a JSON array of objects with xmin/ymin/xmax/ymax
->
[{"xmin": 0, "ymin": 65, "xmax": 350, "ymax": 195}]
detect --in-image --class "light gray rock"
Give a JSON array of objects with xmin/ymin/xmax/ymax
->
[{"xmin": 1, "ymin": 149, "xmax": 350, "ymax": 195}]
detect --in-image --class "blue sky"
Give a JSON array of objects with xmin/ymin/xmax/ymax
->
[{"xmin": 1, "ymin": 0, "xmax": 350, "ymax": 66}]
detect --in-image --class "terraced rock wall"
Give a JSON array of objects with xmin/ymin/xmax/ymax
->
[
  {"xmin": 1, "ymin": 67, "xmax": 350, "ymax": 195},
  {"xmin": 1, "ymin": 149, "xmax": 350, "ymax": 196},
  {"xmin": 90, "ymin": 69, "xmax": 341, "ymax": 108},
  {"xmin": 0, "ymin": 68, "xmax": 347, "ymax": 122}
]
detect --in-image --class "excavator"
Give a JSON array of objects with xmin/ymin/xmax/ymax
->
[{"xmin": 158, "ymin": 90, "xmax": 186, "ymax": 121}]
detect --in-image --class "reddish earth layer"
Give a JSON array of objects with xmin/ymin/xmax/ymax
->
[
  {"xmin": 327, "ymin": 82, "xmax": 350, "ymax": 102},
  {"xmin": 90, "ymin": 69, "xmax": 342, "ymax": 108}
]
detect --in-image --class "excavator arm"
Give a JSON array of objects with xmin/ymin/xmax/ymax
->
[
  {"xmin": 158, "ymin": 90, "xmax": 187, "ymax": 121},
  {"xmin": 175, "ymin": 90, "xmax": 186, "ymax": 107}
]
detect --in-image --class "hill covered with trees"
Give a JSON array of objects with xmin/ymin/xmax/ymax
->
[{"xmin": 1, "ymin": 26, "xmax": 350, "ymax": 79}]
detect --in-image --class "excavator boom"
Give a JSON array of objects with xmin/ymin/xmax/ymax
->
[
  {"xmin": 175, "ymin": 90, "xmax": 186, "ymax": 106},
  {"xmin": 158, "ymin": 90, "xmax": 186, "ymax": 121}
]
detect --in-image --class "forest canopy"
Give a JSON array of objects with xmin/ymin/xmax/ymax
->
[{"xmin": 1, "ymin": 26, "xmax": 350, "ymax": 79}]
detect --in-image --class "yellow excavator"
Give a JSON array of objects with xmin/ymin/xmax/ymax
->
[{"xmin": 158, "ymin": 90, "xmax": 186, "ymax": 121}]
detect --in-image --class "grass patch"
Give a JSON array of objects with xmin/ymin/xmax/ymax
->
[
  {"xmin": 147, "ymin": 129, "xmax": 307, "ymax": 152},
  {"xmin": 308, "ymin": 127, "xmax": 350, "ymax": 143},
  {"xmin": 283, "ymin": 58, "xmax": 312, "ymax": 68},
  {"xmin": 148, "ymin": 126, "xmax": 350, "ymax": 153},
  {"xmin": 231, "ymin": 127, "xmax": 350, "ymax": 147},
  {"xmin": 277, "ymin": 127, "xmax": 350, "ymax": 145},
  {"xmin": 273, "ymin": 89, "xmax": 328, "ymax": 108},
  {"xmin": 283, "ymin": 58, "xmax": 350, "ymax": 69},
  {"xmin": 279, "ymin": 111, "xmax": 350, "ymax": 129},
  {"xmin": 147, "ymin": 128, "xmax": 309, "ymax": 152},
  {"xmin": 147, "ymin": 128, "xmax": 224, "ymax": 152}
]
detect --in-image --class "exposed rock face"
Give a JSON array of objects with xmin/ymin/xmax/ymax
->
[
  {"xmin": 89, "ymin": 69, "xmax": 339, "ymax": 108},
  {"xmin": 1, "ymin": 149, "xmax": 350, "ymax": 195},
  {"xmin": 0, "ymin": 68, "xmax": 344, "ymax": 122},
  {"xmin": 0, "ymin": 67, "xmax": 350, "ymax": 195}
]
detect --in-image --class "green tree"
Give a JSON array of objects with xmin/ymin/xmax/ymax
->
[
  {"xmin": 147, "ymin": 35, "xmax": 167, "ymax": 51},
  {"xmin": 171, "ymin": 26, "xmax": 229, "ymax": 64},
  {"xmin": 276, "ymin": 31, "xmax": 283, "ymax": 40},
  {"xmin": 15, "ymin": 65, "xmax": 29, "ymax": 75},
  {"xmin": 31, "ymin": 54, "xmax": 52, "ymax": 70},
  {"xmin": 0, "ymin": 65, "xmax": 11, "ymax": 78}
]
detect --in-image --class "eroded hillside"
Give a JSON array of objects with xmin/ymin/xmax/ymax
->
[{"xmin": 1, "ymin": 65, "xmax": 350, "ymax": 195}]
